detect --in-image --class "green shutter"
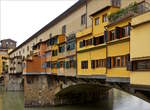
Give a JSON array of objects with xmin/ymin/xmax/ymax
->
[
  {"xmin": 56, "ymin": 62, "xmax": 60, "ymax": 68},
  {"xmin": 63, "ymin": 61, "xmax": 66, "ymax": 68}
]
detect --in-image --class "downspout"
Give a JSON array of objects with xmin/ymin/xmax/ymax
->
[
  {"xmin": 104, "ymin": 26, "xmax": 108, "ymax": 76},
  {"xmin": 85, "ymin": 0, "xmax": 88, "ymax": 28}
]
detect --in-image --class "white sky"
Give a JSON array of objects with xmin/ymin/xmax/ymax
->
[{"xmin": 0, "ymin": 0, "xmax": 78, "ymax": 46}]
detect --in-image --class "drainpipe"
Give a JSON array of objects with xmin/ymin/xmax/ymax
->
[
  {"xmin": 104, "ymin": 26, "xmax": 108, "ymax": 75},
  {"xmin": 85, "ymin": 0, "xmax": 88, "ymax": 28}
]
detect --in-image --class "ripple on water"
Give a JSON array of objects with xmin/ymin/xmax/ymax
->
[{"xmin": 0, "ymin": 86, "xmax": 150, "ymax": 110}]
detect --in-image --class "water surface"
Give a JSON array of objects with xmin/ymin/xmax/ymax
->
[{"xmin": 0, "ymin": 86, "xmax": 150, "ymax": 110}]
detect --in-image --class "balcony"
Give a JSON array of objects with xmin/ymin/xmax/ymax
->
[
  {"xmin": 108, "ymin": 1, "xmax": 150, "ymax": 24},
  {"xmin": 76, "ymin": 27, "xmax": 92, "ymax": 39}
]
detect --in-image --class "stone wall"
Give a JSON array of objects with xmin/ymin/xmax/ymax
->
[
  {"xmin": 24, "ymin": 75, "xmax": 110, "ymax": 107},
  {"xmin": 5, "ymin": 74, "xmax": 24, "ymax": 91}
]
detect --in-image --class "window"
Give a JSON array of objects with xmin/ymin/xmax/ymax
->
[
  {"xmin": 67, "ymin": 42, "xmax": 75, "ymax": 51},
  {"xmin": 79, "ymin": 38, "xmax": 93, "ymax": 48},
  {"xmin": 40, "ymin": 39, "xmax": 42, "ymax": 42},
  {"xmin": 91, "ymin": 59, "xmax": 106, "ymax": 69},
  {"xmin": 59, "ymin": 45, "xmax": 65, "ymax": 53},
  {"xmin": 80, "ymin": 41, "xmax": 84, "ymax": 48},
  {"xmin": 111, "ymin": 0, "xmax": 121, "ymax": 7},
  {"xmin": 6, "ymin": 42, "xmax": 8, "ymax": 48},
  {"xmin": 133, "ymin": 60, "xmax": 150, "ymax": 71},
  {"xmin": 109, "ymin": 30, "xmax": 115, "ymax": 41},
  {"xmin": 93, "ymin": 36, "xmax": 104, "ymax": 45},
  {"xmin": 123, "ymin": 25, "xmax": 130, "ymax": 37},
  {"xmin": 62, "ymin": 25, "xmax": 66, "ymax": 34},
  {"xmin": 81, "ymin": 14, "xmax": 86, "ymax": 25},
  {"xmin": 102, "ymin": 14, "xmax": 108, "ymax": 22},
  {"xmin": 116, "ymin": 57, "xmax": 121, "ymax": 67},
  {"xmin": 66, "ymin": 60, "xmax": 76, "ymax": 69},
  {"xmin": 19, "ymin": 51, "xmax": 21, "ymax": 55},
  {"xmin": 95, "ymin": 17, "xmax": 99, "ymax": 25},
  {"xmin": 22, "ymin": 49, "xmax": 24, "ymax": 53},
  {"xmin": 27, "ymin": 46, "xmax": 29, "ymax": 51},
  {"xmin": 112, "ymin": 55, "xmax": 127, "ymax": 68},
  {"xmin": 85, "ymin": 38, "xmax": 93, "ymax": 46},
  {"xmin": 52, "ymin": 50, "xmax": 57, "ymax": 56},
  {"xmin": 91, "ymin": 60, "xmax": 96, "ymax": 69},
  {"xmin": 50, "ymin": 37, "xmax": 57, "ymax": 45},
  {"xmin": 109, "ymin": 25, "xmax": 130, "ymax": 41},
  {"xmin": 49, "ymin": 33, "xmax": 52, "ymax": 38},
  {"xmin": 81, "ymin": 61, "xmax": 88, "ymax": 69}
]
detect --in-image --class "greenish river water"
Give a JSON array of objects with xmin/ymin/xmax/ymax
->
[{"xmin": 0, "ymin": 86, "xmax": 150, "ymax": 110}]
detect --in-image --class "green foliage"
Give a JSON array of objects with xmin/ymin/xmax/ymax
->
[{"xmin": 108, "ymin": 2, "xmax": 138, "ymax": 22}]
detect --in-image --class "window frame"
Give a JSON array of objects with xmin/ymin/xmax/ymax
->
[
  {"xmin": 95, "ymin": 17, "xmax": 100, "ymax": 25},
  {"xmin": 81, "ymin": 14, "xmax": 87, "ymax": 25},
  {"xmin": 81, "ymin": 61, "xmax": 88, "ymax": 69}
]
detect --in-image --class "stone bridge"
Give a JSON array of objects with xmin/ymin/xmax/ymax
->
[
  {"xmin": 24, "ymin": 75, "xmax": 111, "ymax": 107},
  {"xmin": 24, "ymin": 74, "xmax": 150, "ymax": 107}
]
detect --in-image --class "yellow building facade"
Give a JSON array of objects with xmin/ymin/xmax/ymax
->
[
  {"xmin": 130, "ymin": 12, "xmax": 150, "ymax": 87},
  {"xmin": 106, "ymin": 18, "xmax": 131, "ymax": 82},
  {"xmin": 76, "ymin": 6, "xmax": 120, "ymax": 78}
]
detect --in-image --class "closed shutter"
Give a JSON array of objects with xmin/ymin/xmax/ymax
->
[
  {"xmin": 62, "ymin": 61, "xmax": 66, "ymax": 68},
  {"xmin": 91, "ymin": 60, "xmax": 95, "ymax": 69},
  {"xmin": 126, "ymin": 54, "xmax": 133, "ymax": 71},
  {"xmin": 104, "ymin": 31, "xmax": 108, "ymax": 42},
  {"xmin": 80, "ymin": 41, "xmax": 83, "ymax": 48},
  {"xmin": 106, "ymin": 57, "xmax": 111, "ymax": 68},
  {"xmin": 128, "ymin": 23, "xmax": 131, "ymax": 36},
  {"xmin": 73, "ymin": 60, "xmax": 77, "ymax": 68},
  {"xmin": 56, "ymin": 62, "xmax": 60, "ymax": 68}
]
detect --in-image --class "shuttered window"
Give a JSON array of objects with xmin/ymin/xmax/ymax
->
[
  {"xmin": 81, "ymin": 61, "xmax": 88, "ymax": 69},
  {"xmin": 112, "ymin": 55, "xmax": 128, "ymax": 68},
  {"xmin": 91, "ymin": 59, "xmax": 106, "ymax": 69},
  {"xmin": 133, "ymin": 60, "xmax": 150, "ymax": 71},
  {"xmin": 95, "ymin": 17, "xmax": 99, "ymax": 25},
  {"xmin": 102, "ymin": 14, "xmax": 108, "ymax": 22},
  {"xmin": 109, "ymin": 25, "xmax": 131, "ymax": 41},
  {"xmin": 81, "ymin": 14, "xmax": 87, "ymax": 25}
]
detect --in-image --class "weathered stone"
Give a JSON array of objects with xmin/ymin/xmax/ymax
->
[
  {"xmin": 24, "ymin": 75, "xmax": 111, "ymax": 107},
  {"xmin": 5, "ymin": 74, "xmax": 24, "ymax": 91}
]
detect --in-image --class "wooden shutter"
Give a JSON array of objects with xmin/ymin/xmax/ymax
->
[
  {"xmin": 104, "ymin": 30, "xmax": 108, "ymax": 42},
  {"xmin": 126, "ymin": 54, "xmax": 133, "ymax": 71},
  {"xmin": 106, "ymin": 57, "xmax": 111, "ymax": 68},
  {"xmin": 91, "ymin": 60, "xmax": 95, "ymax": 69},
  {"xmin": 56, "ymin": 62, "xmax": 60, "ymax": 68},
  {"xmin": 128, "ymin": 23, "xmax": 131, "ymax": 36}
]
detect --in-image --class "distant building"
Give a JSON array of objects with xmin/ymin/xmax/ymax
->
[
  {"xmin": 0, "ymin": 39, "xmax": 17, "ymax": 76},
  {"xmin": 0, "ymin": 39, "xmax": 16, "ymax": 49}
]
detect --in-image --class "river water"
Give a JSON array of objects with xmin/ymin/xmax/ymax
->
[{"xmin": 0, "ymin": 86, "xmax": 150, "ymax": 110}]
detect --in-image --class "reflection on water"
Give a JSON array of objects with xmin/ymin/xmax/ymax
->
[{"xmin": 0, "ymin": 86, "xmax": 150, "ymax": 110}]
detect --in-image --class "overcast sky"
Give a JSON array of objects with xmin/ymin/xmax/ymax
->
[{"xmin": 0, "ymin": 0, "xmax": 78, "ymax": 46}]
